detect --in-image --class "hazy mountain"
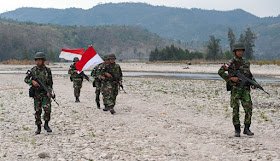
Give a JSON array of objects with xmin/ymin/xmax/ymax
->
[{"xmin": 1, "ymin": 3, "xmax": 280, "ymax": 59}]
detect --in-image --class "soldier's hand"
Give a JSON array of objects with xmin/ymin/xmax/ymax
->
[
  {"xmin": 101, "ymin": 76, "xmax": 105, "ymax": 80},
  {"xmin": 32, "ymin": 80, "xmax": 40, "ymax": 87},
  {"xmin": 105, "ymin": 73, "xmax": 112, "ymax": 78},
  {"xmin": 230, "ymin": 77, "xmax": 240, "ymax": 82},
  {"xmin": 119, "ymin": 81, "xmax": 122, "ymax": 85},
  {"xmin": 74, "ymin": 70, "xmax": 78, "ymax": 73},
  {"xmin": 251, "ymin": 85, "xmax": 257, "ymax": 89},
  {"xmin": 47, "ymin": 93, "xmax": 51, "ymax": 98}
]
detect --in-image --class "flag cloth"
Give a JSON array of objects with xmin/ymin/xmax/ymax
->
[
  {"xmin": 59, "ymin": 48, "xmax": 84, "ymax": 61},
  {"xmin": 75, "ymin": 46, "xmax": 104, "ymax": 72}
]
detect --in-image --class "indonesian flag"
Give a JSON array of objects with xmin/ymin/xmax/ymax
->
[
  {"xmin": 59, "ymin": 48, "xmax": 84, "ymax": 61},
  {"xmin": 75, "ymin": 46, "xmax": 104, "ymax": 72}
]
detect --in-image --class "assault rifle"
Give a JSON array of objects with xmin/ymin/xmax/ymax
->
[
  {"xmin": 228, "ymin": 69, "xmax": 270, "ymax": 96},
  {"xmin": 27, "ymin": 70, "xmax": 60, "ymax": 106},
  {"xmin": 105, "ymin": 66, "xmax": 126, "ymax": 93},
  {"xmin": 70, "ymin": 64, "xmax": 90, "ymax": 82}
]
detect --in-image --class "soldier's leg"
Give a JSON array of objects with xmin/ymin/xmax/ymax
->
[
  {"xmin": 231, "ymin": 88, "xmax": 241, "ymax": 125},
  {"xmin": 241, "ymin": 90, "xmax": 254, "ymax": 135},
  {"xmin": 102, "ymin": 82, "xmax": 111, "ymax": 111},
  {"xmin": 42, "ymin": 96, "xmax": 52, "ymax": 132},
  {"xmin": 95, "ymin": 82, "xmax": 101, "ymax": 108},
  {"xmin": 231, "ymin": 88, "xmax": 242, "ymax": 137},
  {"xmin": 34, "ymin": 95, "xmax": 42, "ymax": 134},
  {"xmin": 112, "ymin": 84, "xmax": 119, "ymax": 105}
]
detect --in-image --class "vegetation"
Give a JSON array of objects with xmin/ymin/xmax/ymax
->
[
  {"xmin": 0, "ymin": 18, "xmax": 171, "ymax": 61},
  {"xmin": 149, "ymin": 45, "xmax": 203, "ymax": 61},
  {"xmin": 1, "ymin": 3, "xmax": 280, "ymax": 59}
]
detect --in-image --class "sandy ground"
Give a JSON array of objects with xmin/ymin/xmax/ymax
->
[{"xmin": 0, "ymin": 64, "xmax": 280, "ymax": 160}]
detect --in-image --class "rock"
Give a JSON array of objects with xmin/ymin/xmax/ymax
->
[{"xmin": 38, "ymin": 152, "xmax": 50, "ymax": 158}]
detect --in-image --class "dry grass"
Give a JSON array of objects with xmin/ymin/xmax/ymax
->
[
  {"xmin": 251, "ymin": 60, "xmax": 280, "ymax": 66},
  {"xmin": 147, "ymin": 59, "xmax": 225, "ymax": 65},
  {"xmin": 0, "ymin": 60, "xmax": 49, "ymax": 65}
]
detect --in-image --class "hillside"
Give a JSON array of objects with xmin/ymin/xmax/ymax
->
[
  {"xmin": 0, "ymin": 19, "xmax": 171, "ymax": 61},
  {"xmin": 1, "ymin": 3, "xmax": 280, "ymax": 59}
]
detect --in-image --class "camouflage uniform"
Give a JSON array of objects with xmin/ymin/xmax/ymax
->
[
  {"xmin": 91, "ymin": 63, "xmax": 103, "ymax": 108},
  {"xmin": 98, "ymin": 55, "xmax": 123, "ymax": 114},
  {"xmin": 24, "ymin": 52, "xmax": 53, "ymax": 134},
  {"xmin": 218, "ymin": 42, "xmax": 255, "ymax": 136},
  {"xmin": 68, "ymin": 63, "xmax": 83, "ymax": 101},
  {"xmin": 25, "ymin": 65, "xmax": 53, "ymax": 125}
]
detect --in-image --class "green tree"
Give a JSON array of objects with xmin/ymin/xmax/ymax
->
[
  {"xmin": 227, "ymin": 28, "xmax": 236, "ymax": 52},
  {"xmin": 243, "ymin": 28, "xmax": 257, "ymax": 60},
  {"xmin": 206, "ymin": 35, "xmax": 221, "ymax": 61},
  {"xmin": 222, "ymin": 50, "xmax": 232, "ymax": 60}
]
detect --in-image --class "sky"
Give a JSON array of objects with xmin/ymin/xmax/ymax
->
[{"xmin": 0, "ymin": 0, "xmax": 279, "ymax": 18}]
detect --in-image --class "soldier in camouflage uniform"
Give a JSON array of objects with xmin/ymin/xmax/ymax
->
[
  {"xmin": 91, "ymin": 56, "xmax": 105, "ymax": 109},
  {"xmin": 24, "ymin": 52, "xmax": 53, "ymax": 134},
  {"xmin": 68, "ymin": 57, "xmax": 84, "ymax": 102},
  {"xmin": 218, "ymin": 42, "xmax": 256, "ymax": 137},
  {"xmin": 99, "ymin": 54, "xmax": 123, "ymax": 114}
]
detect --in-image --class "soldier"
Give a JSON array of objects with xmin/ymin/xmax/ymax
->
[
  {"xmin": 68, "ymin": 57, "xmax": 84, "ymax": 102},
  {"xmin": 91, "ymin": 56, "xmax": 105, "ymax": 109},
  {"xmin": 24, "ymin": 52, "xmax": 53, "ymax": 134},
  {"xmin": 218, "ymin": 42, "xmax": 256, "ymax": 137},
  {"xmin": 100, "ymin": 54, "xmax": 123, "ymax": 114}
]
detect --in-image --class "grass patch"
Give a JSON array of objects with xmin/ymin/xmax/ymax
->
[
  {"xmin": 22, "ymin": 126, "xmax": 29, "ymax": 131},
  {"xmin": 91, "ymin": 132, "xmax": 96, "ymax": 137},
  {"xmin": 19, "ymin": 91, "xmax": 23, "ymax": 94},
  {"xmin": 3, "ymin": 152, "xmax": 7, "ymax": 157},
  {"xmin": 72, "ymin": 110, "xmax": 78, "ymax": 114},
  {"xmin": 31, "ymin": 139, "xmax": 36, "ymax": 145}
]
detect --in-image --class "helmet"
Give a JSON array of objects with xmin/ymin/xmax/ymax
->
[
  {"xmin": 108, "ymin": 54, "xmax": 116, "ymax": 59},
  {"xmin": 232, "ymin": 42, "xmax": 245, "ymax": 52},
  {"xmin": 73, "ymin": 57, "xmax": 79, "ymax": 62},
  {"xmin": 103, "ymin": 55, "xmax": 109, "ymax": 60},
  {"xmin": 34, "ymin": 52, "xmax": 46, "ymax": 60}
]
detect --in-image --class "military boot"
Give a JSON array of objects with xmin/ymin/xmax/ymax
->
[
  {"xmin": 109, "ymin": 106, "xmax": 116, "ymax": 115},
  {"xmin": 243, "ymin": 124, "xmax": 254, "ymax": 136},
  {"xmin": 103, "ymin": 104, "xmax": 109, "ymax": 111},
  {"xmin": 96, "ymin": 102, "xmax": 101, "ymax": 109},
  {"xmin": 234, "ymin": 124, "xmax": 241, "ymax": 137},
  {"xmin": 35, "ymin": 125, "xmax": 41, "ymax": 135},
  {"xmin": 44, "ymin": 121, "xmax": 52, "ymax": 133},
  {"xmin": 75, "ymin": 97, "xmax": 80, "ymax": 102}
]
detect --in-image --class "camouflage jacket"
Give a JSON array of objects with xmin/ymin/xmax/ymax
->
[
  {"xmin": 68, "ymin": 63, "xmax": 83, "ymax": 79},
  {"xmin": 24, "ymin": 65, "xmax": 53, "ymax": 93},
  {"xmin": 218, "ymin": 57, "xmax": 255, "ymax": 88},
  {"xmin": 91, "ymin": 63, "xmax": 103, "ymax": 80},
  {"xmin": 97, "ymin": 63, "xmax": 123, "ymax": 82}
]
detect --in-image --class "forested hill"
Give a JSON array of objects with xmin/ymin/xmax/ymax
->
[
  {"xmin": 1, "ymin": 3, "xmax": 280, "ymax": 59},
  {"xmin": 0, "ymin": 19, "xmax": 171, "ymax": 61}
]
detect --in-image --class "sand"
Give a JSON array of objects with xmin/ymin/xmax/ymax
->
[{"xmin": 0, "ymin": 63, "xmax": 279, "ymax": 160}]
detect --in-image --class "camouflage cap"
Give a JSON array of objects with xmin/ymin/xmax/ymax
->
[
  {"xmin": 34, "ymin": 52, "xmax": 46, "ymax": 60},
  {"xmin": 73, "ymin": 57, "xmax": 79, "ymax": 62},
  {"xmin": 232, "ymin": 42, "xmax": 245, "ymax": 52}
]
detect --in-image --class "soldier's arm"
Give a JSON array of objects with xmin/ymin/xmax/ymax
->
[
  {"xmin": 24, "ymin": 72, "xmax": 32, "ymax": 85},
  {"xmin": 118, "ymin": 66, "xmax": 123, "ymax": 82},
  {"xmin": 47, "ymin": 69, "xmax": 53, "ymax": 91},
  {"xmin": 218, "ymin": 65, "xmax": 231, "ymax": 83}
]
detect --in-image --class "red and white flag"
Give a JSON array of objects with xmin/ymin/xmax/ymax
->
[
  {"xmin": 75, "ymin": 46, "xmax": 104, "ymax": 72},
  {"xmin": 59, "ymin": 48, "xmax": 84, "ymax": 61}
]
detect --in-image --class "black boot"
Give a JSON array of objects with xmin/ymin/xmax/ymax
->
[
  {"xmin": 35, "ymin": 125, "xmax": 41, "ymax": 135},
  {"xmin": 234, "ymin": 124, "xmax": 241, "ymax": 137},
  {"xmin": 243, "ymin": 124, "xmax": 254, "ymax": 136},
  {"xmin": 103, "ymin": 104, "xmax": 109, "ymax": 111},
  {"xmin": 109, "ymin": 106, "xmax": 116, "ymax": 115},
  {"xmin": 96, "ymin": 102, "xmax": 101, "ymax": 109},
  {"xmin": 75, "ymin": 97, "xmax": 80, "ymax": 102},
  {"xmin": 44, "ymin": 121, "xmax": 52, "ymax": 133}
]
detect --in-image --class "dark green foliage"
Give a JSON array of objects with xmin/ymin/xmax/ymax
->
[
  {"xmin": 0, "ymin": 19, "xmax": 170, "ymax": 61},
  {"xmin": 149, "ymin": 45, "xmax": 203, "ymax": 61},
  {"xmin": 228, "ymin": 28, "xmax": 236, "ymax": 52},
  {"xmin": 206, "ymin": 35, "xmax": 222, "ymax": 61}
]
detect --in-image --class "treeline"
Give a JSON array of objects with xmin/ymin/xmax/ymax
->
[
  {"xmin": 0, "ymin": 18, "xmax": 171, "ymax": 61},
  {"xmin": 149, "ymin": 45, "xmax": 203, "ymax": 61},
  {"xmin": 205, "ymin": 27, "xmax": 257, "ymax": 61}
]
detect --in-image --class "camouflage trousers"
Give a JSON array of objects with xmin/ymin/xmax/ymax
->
[
  {"xmin": 231, "ymin": 87, "xmax": 253, "ymax": 125},
  {"xmin": 101, "ymin": 81, "xmax": 119, "ymax": 106},
  {"xmin": 73, "ymin": 78, "xmax": 83, "ymax": 97},
  {"xmin": 34, "ymin": 93, "xmax": 51, "ymax": 125},
  {"xmin": 95, "ymin": 80, "xmax": 101, "ymax": 103}
]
